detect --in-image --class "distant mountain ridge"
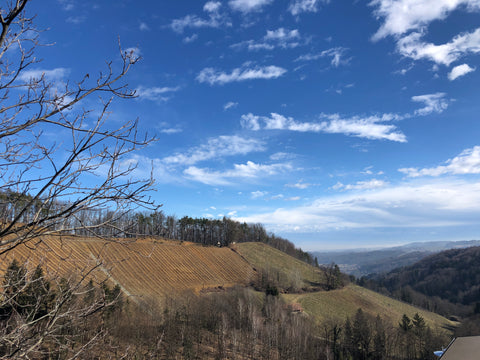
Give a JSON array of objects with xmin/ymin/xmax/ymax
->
[
  {"xmin": 366, "ymin": 245, "xmax": 480, "ymax": 320},
  {"xmin": 311, "ymin": 240, "xmax": 480, "ymax": 277}
]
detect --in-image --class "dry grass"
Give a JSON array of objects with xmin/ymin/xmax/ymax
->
[
  {"xmin": 283, "ymin": 284, "xmax": 457, "ymax": 331},
  {"xmin": 0, "ymin": 236, "xmax": 256, "ymax": 302},
  {"xmin": 235, "ymin": 242, "xmax": 324, "ymax": 288}
]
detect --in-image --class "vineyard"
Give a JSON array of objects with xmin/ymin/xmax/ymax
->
[{"xmin": 0, "ymin": 236, "xmax": 256, "ymax": 302}]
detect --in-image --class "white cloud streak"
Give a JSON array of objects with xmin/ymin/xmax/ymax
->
[
  {"xmin": 229, "ymin": 0, "xmax": 274, "ymax": 12},
  {"xmin": 241, "ymin": 112, "xmax": 407, "ymax": 142},
  {"xmin": 370, "ymin": 0, "xmax": 480, "ymax": 41},
  {"xmin": 163, "ymin": 135, "xmax": 266, "ymax": 166},
  {"xmin": 170, "ymin": 2, "xmax": 230, "ymax": 33},
  {"xmin": 397, "ymin": 28, "xmax": 480, "ymax": 66},
  {"xmin": 332, "ymin": 179, "xmax": 388, "ymax": 191},
  {"xmin": 18, "ymin": 68, "xmax": 70, "ymax": 82},
  {"xmin": 295, "ymin": 47, "xmax": 349, "ymax": 67},
  {"xmin": 232, "ymin": 28, "xmax": 302, "ymax": 51},
  {"xmin": 235, "ymin": 178, "xmax": 480, "ymax": 232},
  {"xmin": 184, "ymin": 161, "xmax": 292, "ymax": 185},
  {"xmin": 224, "ymin": 101, "xmax": 239, "ymax": 110},
  {"xmin": 399, "ymin": 146, "xmax": 480, "ymax": 177},
  {"xmin": 197, "ymin": 65, "xmax": 287, "ymax": 85},
  {"xmin": 289, "ymin": 0, "xmax": 329, "ymax": 15},
  {"xmin": 448, "ymin": 63, "xmax": 476, "ymax": 80},
  {"xmin": 135, "ymin": 86, "xmax": 180, "ymax": 102},
  {"xmin": 411, "ymin": 93, "xmax": 449, "ymax": 115}
]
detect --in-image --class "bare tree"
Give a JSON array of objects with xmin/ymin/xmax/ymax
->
[
  {"xmin": 0, "ymin": 0, "xmax": 158, "ymax": 253},
  {"xmin": 0, "ymin": 0, "xmax": 158, "ymax": 357}
]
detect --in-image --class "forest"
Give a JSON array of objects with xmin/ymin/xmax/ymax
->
[{"xmin": 0, "ymin": 258, "xmax": 449, "ymax": 359}]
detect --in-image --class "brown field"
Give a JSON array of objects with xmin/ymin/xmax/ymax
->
[{"xmin": 0, "ymin": 236, "xmax": 256, "ymax": 302}]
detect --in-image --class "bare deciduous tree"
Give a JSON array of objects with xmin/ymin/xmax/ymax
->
[
  {"xmin": 0, "ymin": 0, "xmax": 158, "ymax": 357},
  {"xmin": 0, "ymin": 0, "xmax": 158, "ymax": 254}
]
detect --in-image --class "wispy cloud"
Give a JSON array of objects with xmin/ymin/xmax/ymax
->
[
  {"xmin": 235, "ymin": 178, "xmax": 480, "ymax": 232},
  {"xmin": 231, "ymin": 28, "xmax": 302, "ymax": 51},
  {"xmin": 197, "ymin": 65, "xmax": 287, "ymax": 85},
  {"xmin": 183, "ymin": 34, "xmax": 199, "ymax": 43},
  {"xmin": 397, "ymin": 28, "xmax": 480, "ymax": 66},
  {"xmin": 399, "ymin": 146, "xmax": 480, "ymax": 177},
  {"xmin": 286, "ymin": 180, "xmax": 317, "ymax": 189},
  {"xmin": 139, "ymin": 22, "xmax": 150, "ymax": 31},
  {"xmin": 228, "ymin": 0, "xmax": 274, "ymax": 13},
  {"xmin": 135, "ymin": 85, "xmax": 180, "ymax": 102},
  {"xmin": 224, "ymin": 101, "xmax": 239, "ymax": 110},
  {"xmin": 184, "ymin": 161, "xmax": 292, "ymax": 185},
  {"xmin": 163, "ymin": 135, "xmax": 266, "ymax": 166},
  {"xmin": 18, "ymin": 68, "xmax": 70, "ymax": 82},
  {"xmin": 332, "ymin": 179, "xmax": 388, "ymax": 191},
  {"xmin": 448, "ymin": 63, "xmax": 476, "ymax": 80},
  {"xmin": 241, "ymin": 112, "xmax": 407, "ymax": 142},
  {"xmin": 170, "ymin": 2, "xmax": 231, "ymax": 33},
  {"xmin": 58, "ymin": 0, "xmax": 75, "ymax": 11},
  {"xmin": 289, "ymin": 0, "xmax": 329, "ymax": 16},
  {"xmin": 370, "ymin": 0, "xmax": 480, "ymax": 41},
  {"xmin": 295, "ymin": 47, "xmax": 350, "ymax": 67},
  {"xmin": 411, "ymin": 93, "xmax": 449, "ymax": 116},
  {"xmin": 251, "ymin": 190, "xmax": 267, "ymax": 199}
]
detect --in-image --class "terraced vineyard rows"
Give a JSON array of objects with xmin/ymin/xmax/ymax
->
[{"xmin": 0, "ymin": 237, "xmax": 256, "ymax": 302}]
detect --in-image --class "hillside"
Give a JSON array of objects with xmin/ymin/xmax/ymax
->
[
  {"xmin": 0, "ymin": 236, "xmax": 256, "ymax": 301},
  {"xmin": 283, "ymin": 284, "xmax": 455, "ymax": 330},
  {"xmin": 312, "ymin": 240, "xmax": 480, "ymax": 277},
  {"xmin": 0, "ymin": 237, "xmax": 455, "ymax": 331},
  {"xmin": 367, "ymin": 246, "xmax": 480, "ymax": 317},
  {"xmin": 235, "ymin": 242, "xmax": 454, "ymax": 331}
]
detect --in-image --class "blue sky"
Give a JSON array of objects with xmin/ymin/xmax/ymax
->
[{"xmin": 24, "ymin": 0, "xmax": 480, "ymax": 250}]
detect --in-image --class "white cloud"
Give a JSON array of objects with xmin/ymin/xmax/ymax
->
[
  {"xmin": 163, "ymin": 135, "xmax": 266, "ymax": 166},
  {"xmin": 251, "ymin": 190, "xmax": 267, "ymax": 199},
  {"xmin": 270, "ymin": 152, "xmax": 296, "ymax": 161},
  {"xmin": 229, "ymin": 0, "xmax": 273, "ymax": 13},
  {"xmin": 370, "ymin": 0, "xmax": 480, "ymax": 41},
  {"xmin": 241, "ymin": 112, "xmax": 407, "ymax": 142},
  {"xmin": 397, "ymin": 28, "xmax": 480, "ymax": 66},
  {"xmin": 235, "ymin": 178, "xmax": 480, "ymax": 232},
  {"xmin": 285, "ymin": 196, "xmax": 301, "ymax": 201},
  {"xmin": 124, "ymin": 47, "xmax": 142, "ymax": 61},
  {"xmin": 289, "ymin": 0, "xmax": 329, "ymax": 16},
  {"xmin": 232, "ymin": 28, "xmax": 302, "ymax": 51},
  {"xmin": 183, "ymin": 34, "xmax": 199, "ymax": 43},
  {"xmin": 448, "ymin": 63, "xmax": 476, "ymax": 80},
  {"xmin": 411, "ymin": 92, "xmax": 449, "ymax": 115},
  {"xmin": 196, "ymin": 65, "xmax": 287, "ymax": 85},
  {"xmin": 204, "ymin": 1, "xmax": 222, "ymax": 12},
  {"xmin": 223, "ymin": 101, "xmax": 239, "ymax": 110},
  {"xmin": 399, "ymin": 146, "xmax": 480, "ymax": 177},
  {"xmin": 18, "ymin": 68, "xmax": 70, "ymax": 82},
  {"xmin": 139, "ymin": 22, "xmax": 150, "ymax": 31},
  {"xmin": 58, "ymin": 0, "xmax": 75, "ymax": 11},
  {"xmin": 135, "ymin": 85, "xmax": 180, "ymax": 102},
  {"xmin": 286, "ymin": 181, "xmax": 315, "ymax": 189},
  {"xmin": 160, "ymin": 128, "xmax": 183, "ymax": 134},
  {"xmin": 295, "ymin": 47, "xmax": 349, "ymax": 67},
  {"xmin": 170, "ymin": 4, "xmax": 230, "ymax": 33},
  {"xmin": 184, "ymin": 161, "xmax": 292, "ymax": 185},
  {"xmin": 66, "ymin": 16, "xmax": 85, "ymax": 24},
  {"xmin": 332, "ymin": 179, "xmax": 388, "ymax": 191}
]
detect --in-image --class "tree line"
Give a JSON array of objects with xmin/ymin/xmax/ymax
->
[{"xmin": 0, "ymin": 189, "xmax": 314, "ymax": 264}]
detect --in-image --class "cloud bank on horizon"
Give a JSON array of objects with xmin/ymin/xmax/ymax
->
[{"xmin": 31, "ymin": 0, "xmax": 480, "ymax": 249}]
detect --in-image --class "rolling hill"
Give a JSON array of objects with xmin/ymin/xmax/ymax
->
[
  {"xmin": 0, "ymin": 236, "xmax": 454, "ymax": 332},
  {"xmin": 312, "ymin": 240, "xmax": 480, "ymax": 277}
]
